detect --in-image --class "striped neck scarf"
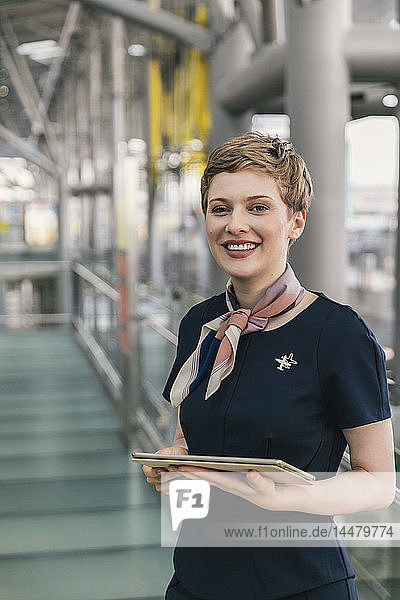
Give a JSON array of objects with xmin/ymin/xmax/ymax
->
[{"xmin": 169, "ymin": 263, "xmax": 305, "ymax": 408}]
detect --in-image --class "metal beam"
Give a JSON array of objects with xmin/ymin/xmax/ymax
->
[
  {"xmin": 345, "ymin": 24, "xmax": 400, "ymax": 82},
  {"xmin": 215, "ymin": 42, "xmax": 286, "ymax": 113},
  {"xmin": 6, "ymin": 9, "xmax": 67, "ymax": 31},
  {"xmin": 261, "ymin": 0, "xmax": 279, "ymax": 43},
  {"xmin": 0, "ymin": 34, "xmax": 41, "ymax": 130},
  {"xmin": 19, "ymin": 18, "xmax": 60, "ymax": 40},
  {"xmin": 0, "ymin": 123, "xmax": 58, "ymax": 175},
  {"xmin": 237, "ymin": 0, "xmax": 262, "ymax": 50},
  {"xmin": 41, "ymin": 1, "xmax": 81, "ymax": 111},
  {"xmin": 216, "ymin": 25, "xmax": 400, "ymax": 115},
  {"xmin": 0, "ymin": 9, "xmax": 59, "ymax": 161},
  {"xmin": 78, "ymin": 0, "xmax": 214, "ymax": 53},
  {"xmin": 111, "ymin": 16, "xmax": 126, "ymax": 163}
]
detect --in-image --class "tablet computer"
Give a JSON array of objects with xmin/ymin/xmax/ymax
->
[{"xmin": 131, "ymin": 452, "xmax": 315, "ymax": 485}]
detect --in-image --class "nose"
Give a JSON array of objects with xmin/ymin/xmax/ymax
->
[{"xmin": 225, "ymin": 208, "xmax": 249, "ymax": 234}]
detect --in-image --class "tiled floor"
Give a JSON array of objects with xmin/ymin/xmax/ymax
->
[{"xmin": 0, "ymin": 328, "xmax": 172, "ymax": 600}]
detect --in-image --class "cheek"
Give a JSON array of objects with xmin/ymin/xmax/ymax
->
[
  {"xmin": 205, "ymin": 220, "xmax": 217, "ymax": 241},
  {"xmin": 277, "ymin": 217, "xmax": 292, "ymax": 237}
]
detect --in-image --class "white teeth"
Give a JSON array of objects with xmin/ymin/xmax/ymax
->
[{"xmin": 227, "ymin": 243, "xmax": 257, "ymax": 251}]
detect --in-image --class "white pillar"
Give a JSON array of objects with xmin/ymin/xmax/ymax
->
[
  {"xmin": 286, "ymin": 0, "xmax": 350, "ymax": 301},
  {"xmin": 392, "ymin": 107, "xmax": 400, "ymax": 382},
  {"xmin": 208, "ymin": 1, "xmax": 253, "ymax": 294}
]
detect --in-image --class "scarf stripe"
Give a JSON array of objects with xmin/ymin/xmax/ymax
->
[
  {"xmin": 170, "ymin": 264, "xmax": 304, "ymax": 408},
  {"xmin": 188, "ymin": 333, "xmax": 221, "ymax": 395}
]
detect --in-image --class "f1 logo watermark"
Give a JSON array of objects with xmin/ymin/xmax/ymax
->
[{"xmin": 169, "ymin": 479, "xmax": 210, "ymax": 531}]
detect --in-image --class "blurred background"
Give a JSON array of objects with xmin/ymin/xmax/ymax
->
[{"xmin": 0, "ymin": 0, "xmax": 399, "ymax": 598}]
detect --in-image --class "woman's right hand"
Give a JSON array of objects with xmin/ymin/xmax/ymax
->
[{"xmin": 142, "ymin": 445, "xmax": 188, "ymax": 492}]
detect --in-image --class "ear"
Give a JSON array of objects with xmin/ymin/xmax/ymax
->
[{"xmin": 288, "ymin": 210, "xmax": 306, "ymax": 240}]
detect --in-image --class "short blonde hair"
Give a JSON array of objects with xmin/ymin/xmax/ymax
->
[{"xmin": 200, "ymin": 132, "xmax": 313, "ymax": 216}]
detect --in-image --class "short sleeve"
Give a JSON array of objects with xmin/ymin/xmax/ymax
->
[
  {"xmin": 317, "ymin": 306, "xmax": 391, "ymax": 429},
  {"xmin": 162, "ymin": 302, "xmax": 207, "ymax": 403}
]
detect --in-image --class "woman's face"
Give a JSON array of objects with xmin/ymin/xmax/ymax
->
[{"xmin": 205, "ymin": 169, "xmax": 306, "ymax": 287}]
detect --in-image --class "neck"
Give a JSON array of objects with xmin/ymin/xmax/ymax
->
[{"xmin": 231, "ymin": 266, "xmax": 287, "ymax": 308}]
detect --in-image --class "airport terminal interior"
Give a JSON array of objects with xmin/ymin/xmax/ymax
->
[{"xmin": 0, "ymin": 0, "xmax": 400, "ymax": 598}]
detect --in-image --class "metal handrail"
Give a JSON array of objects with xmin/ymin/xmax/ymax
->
[
  {"xmin": 0, "ymin": 313, "xmax": 71, "ymax": 325},
  {"xmin": 137, "ymin": 311, "xmax": 178, "ymax": 345},
  {"xmin": 72, "ymin": 316, "xmax": 122, "ymax": 394},
  {"xmin": 72, "ymin": 262, "xmax": 119, "ymax": 302}
]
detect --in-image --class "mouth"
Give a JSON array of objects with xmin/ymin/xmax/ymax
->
[{"xmin": 220, "ymin": 241, "xmax": 261, "ymax": 258}]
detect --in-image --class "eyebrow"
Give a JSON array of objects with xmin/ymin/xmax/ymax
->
[{"xmin": 208, "ymin": 194, "xmax": 274, "ymax": 204}]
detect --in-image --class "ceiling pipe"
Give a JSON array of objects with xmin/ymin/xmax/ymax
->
[
  {"xmin": 344, "ymin": 24, "xmax": 400, "ymax": 82},
  {"xmin": 215, "ymin": 42, "xmax": 286, "ymax": 113},
  {"xmin": 41, "ymin": 1, "xmax": 81, "ymax": 111},
  {"xmin": 216, "ymin": 25, "xmax": 400, "ymax": 114},
  {"xmin": 237, "ymin": 0, "xmax": 263, "ymax": 50},
  {"xmin": 78, "ymin": 0, "xmax": 214, "ymax": 53},
  {"xmin": 261, "ymin": 0, "xmax": 279, "ymax": 43}
]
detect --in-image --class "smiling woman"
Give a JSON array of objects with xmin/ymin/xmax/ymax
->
[
  {"xmin": 205, "ymin": 170, "xmax": 306, "ymax": 308},
  {"xmin": 143, "ymin": 132, "xmax": 395, "ymax": 600}
]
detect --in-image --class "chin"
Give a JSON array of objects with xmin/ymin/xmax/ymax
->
[{"xmin": 226, "ymin": 269, "xmax": 260, "ymax": 281}]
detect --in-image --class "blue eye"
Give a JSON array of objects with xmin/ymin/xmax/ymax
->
[
  {"xmin": 210, "ymin": 206, "xmax": 229, "ymax": 214},
  {"xmin": 251, "ymin": 205, "xmax": 269, "ymax": 213}
]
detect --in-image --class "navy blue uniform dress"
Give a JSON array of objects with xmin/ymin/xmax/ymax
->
[{"xmin": 162, "ymin": 291, "xmax": 391, "ymax": 600}]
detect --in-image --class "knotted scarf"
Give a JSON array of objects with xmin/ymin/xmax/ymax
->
[{"xmin": 169, "ymin": 263, "xmax": 305, "ymax": 408}]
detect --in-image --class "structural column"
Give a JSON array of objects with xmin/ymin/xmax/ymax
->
[
  {"xmin": 208, "ymin": 0, "xmax": 253, "ymax": 294},
  {"xmin": 286, "ymin": 0, "xmax": 350, "ymax": 301},
  {"xmin": 111, "ymin": 16, "xmax": 141, "ymax": 445},
  {"xmin": 392, "ymin": 103, "xmax": 400, "ymax": 382},
  {"xmin": 56, "ymin": 79, "xmax": 72, "ymax": 318}
]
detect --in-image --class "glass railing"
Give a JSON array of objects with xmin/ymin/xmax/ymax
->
[{"xmin": 71, "ymin": 261, "xmax": 121, "ymax": 402}]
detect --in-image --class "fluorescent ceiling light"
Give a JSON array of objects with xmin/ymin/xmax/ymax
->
[
  {"xmin": 128, "ymin": 44, "xmax": 146, "ymax": 57},
  {"xmin": 17, "ymin": 40, "xmax": 61, "ymax": 65},
  {"xmin": 382, "ymin": 94, "xmax": 398, "ymax": 108}
]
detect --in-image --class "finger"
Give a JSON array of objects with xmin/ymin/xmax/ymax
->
[
  {"xmin": 177, "ymin": 466, "xmax": 213, "ymax": 473},
  {"xmin": 146, "ymin": 475, "xmax": 160, "ymax": 484},
  {"xmin": 147, "ymin": 471, "xmax": 179, "ymax": 485},
  {"xmin": 143, "ymin": 465, "xmax": 163, "ymax": 477},
  {"xmin": 160, "ymin": 480, "xmax": 171, "ymax": 495},
  {"xmin": 245, "ymin": 470, "xmax": 274, "ymax": 490}
]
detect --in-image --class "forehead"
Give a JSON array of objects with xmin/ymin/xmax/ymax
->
[{"xmin": 208, "ymin": 169, "xmax": 281, "ymax": 199}]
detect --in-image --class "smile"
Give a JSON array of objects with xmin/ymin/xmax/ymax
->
[
  {"xmin": 221, "ymin": 242, "xmax": 261, "ymax": 251},
  {"xmin": 221, "ymin": 241, "xmax": 261, "ymax": 258},
  {"xmin": 226, "ymin": 243, "xmax": 257, "ymax": 250}
]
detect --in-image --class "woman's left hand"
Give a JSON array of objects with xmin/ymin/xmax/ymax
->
[{"xmin": 167, "ymin": 465, "xmax": 282, "ymax": 510}]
